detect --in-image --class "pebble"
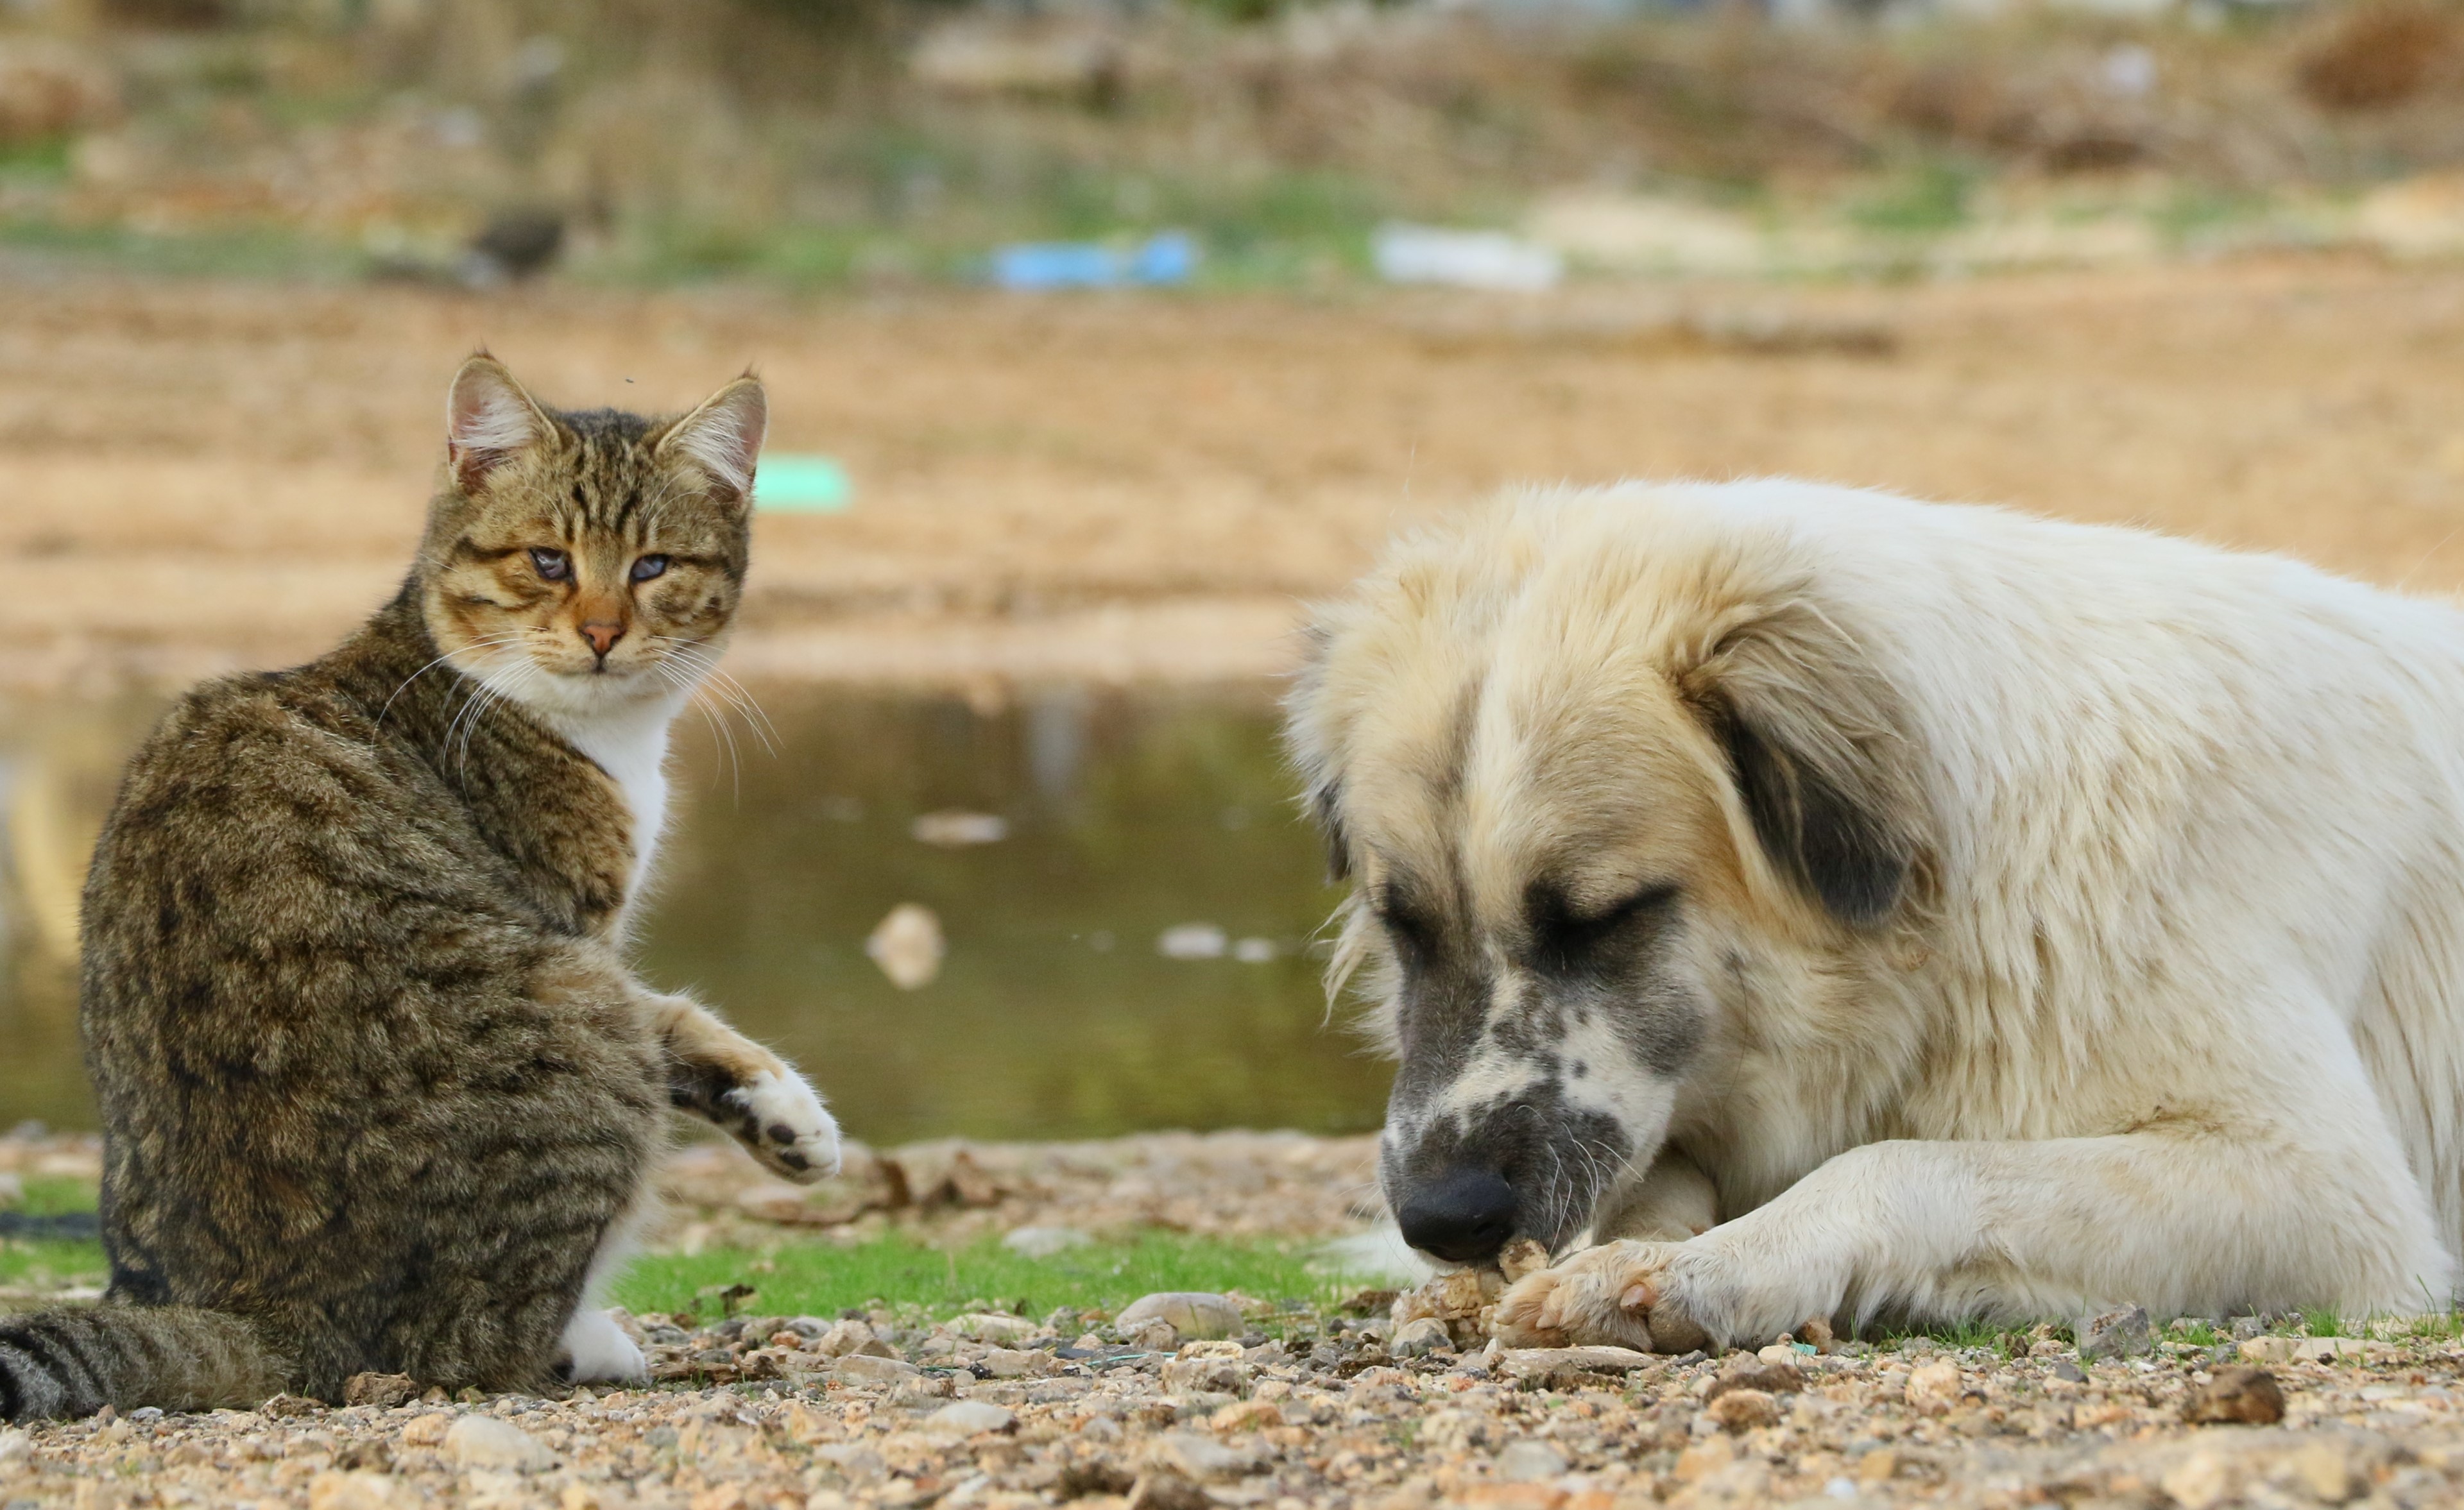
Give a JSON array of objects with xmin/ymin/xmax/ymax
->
[
  {"xmin": 1495, "ymin": 1439, "xmax": 1568, "ymax": 1481},
  {"xmin": 2076, "ymin": 1303, "xmax": 2154, "ymax": 1360},
  {"xmin": 2182, "ymin": 1364, "xmax": 2286, "ymax": 1425},
  {"xmin": 1903, "ymin": 1359, "xmax": 1964, "ymax": 1414},
  {"xmin": 442, "ymin": 1415, "xmax": 555, "ymax": 1472},
  {"xmin": 1116, "ymin": 1291, "xmax": 1244, "ymax": 1341},
  {"xmin": 923, "ymin": 1400, "xmax": 1018, "ymax": 1436},
  {"xmin": 1708, "ymin": 1387, "xmax": 1782, "ymax": 1431},
  {"xmin": 830, "ymin": 1353, "xmax": 920, "ymax": 1384}
]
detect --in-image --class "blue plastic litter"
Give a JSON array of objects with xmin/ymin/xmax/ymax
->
[
  {"xmin": 756, "ymin": 454, "xmax": 851, "ymax": 513},
  {"xmin": 991, "ymin": 232, "xmax": 1197, "ymax": 290}
]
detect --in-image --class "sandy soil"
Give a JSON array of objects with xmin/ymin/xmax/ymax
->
[{"xmin": 11, "ymin": 256, "xmax": 2464, "ymax": 692}]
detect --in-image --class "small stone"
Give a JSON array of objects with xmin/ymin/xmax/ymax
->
[
  {"xmin": 2229, "ymin": 1315, "xmax": 2266, "ymax": 1340},
  {"xmin": 923, "ymin": 1400, "xmax": 1017, "ymax": 1436},
  {"xmin": 399, "ymin": 1413, "xmax": 450, "ymax": 1447},
  {"xmin": 1496, "ymin": 1237, "xmax": 1551, "ymax": 1283},
  {"xmin": 1498, "ymin": 1346, "xmax": 1655, "ymax": 1388},
  {"xmin": 830, "ymin": 1353, "xmax": 921, "ymax": 1386},
  {"xmin": 1707, "ymin": 1387, "xmax": 1781, "ymax": 1432},
  {"xmin": 1143, "ymin": 1429, "xmax": 1261, "ymax": 1482},
  {"xmin": 948, "ymin": 1312, "xmax": 1038, "ymax": 1342},
  {"xmin": 261, "ymin": 1392, "xmax": 325, "ymax": 1417},
  {"xmin": 308, "ymin": 1471, "xmax": 401, "ymax": 1510},
  {"xmin": 887, "ymin": 1373, "xmax": 956, "ymax": 1405},
  {"xmin": 1391, "ymin": 1317, "xmax": 1452, "ymax": 1357},
  {"xmin": 2048, "ymin": 1358, "xmax": 2086, "ymax": 1383},
  {"xmin": 1125, "ymin": 1470, "xmax": 1214, "ymax": 1510},
  {"xmin": 1707, "ymin": 1353, "xmax": 1803, "ymax": 1399},
  {"xmin": 814, "ymin": 1319, "xmax": 895, "ymax": 1360},
  {"xmin": 1495, "ymin": 1439, "xmax": 1568, "ymax": 1482},
  {"xmin": 2182, "ymin": 1365, "xmax": 2284, "ymax": 1425},
  {"xmin": 2160, "ymin": 1447, "xmax": 2239, "ymax": 1510},
  {"xmin": 1160, "ymin": 1353, "xmax": 1249, "ymax": 1395},
  {"xmin": 979, "ymin": 1346, "xmax": 1039, "ymax": 1378},
  {"xmin": 1211, "ymin": 1400, "xmax": 1283, "ymax": 1431},
  {"xmin": 1904, "ymin": 1359, "xmax": 1964, "ymax": 1414},
  {"xmin": 1799, "ymin": 1316, "xmax": 1835, "ymax": 1349},
  {"xmin": 1117, "ymin": 1293, "xmax": 1244, "ymax": 1342},
  {"xmin": 2237, "ymin": 1336, "xmax": 2296, "ymax": 1364},
  {"xmin": 343, "ymin": 1372, "xmax": 416, "ymax": 1409},
  {"xmin": 2075, "ymin": 1304, "xmax": 2153, "ymax": 1361},
  {"xmin": 444, "ymin": 1415, "xmax": 556, "ymax": 1472},
  {"xmin": 2288, "ymin": 1438, "xmax": 2359, "ymax": 1502}
]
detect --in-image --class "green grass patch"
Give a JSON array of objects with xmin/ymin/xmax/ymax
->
[
  {"xmin": 0, "ymin": 1176, "xmax": 107, "ymax": 1289},
  {"xmin": 614, "ymin": 1231, "xmax": 1378, "ymax": 1328}
]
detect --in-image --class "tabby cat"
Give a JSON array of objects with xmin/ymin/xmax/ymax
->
[{"xmin": 0, "ymin": 357, "xmax": 839, "ymax": 1419}]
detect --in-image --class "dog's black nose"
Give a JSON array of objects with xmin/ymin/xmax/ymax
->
[{"xmin": 1396, "ymin": 1167, "xmax": 1518, "ymax": 1264}]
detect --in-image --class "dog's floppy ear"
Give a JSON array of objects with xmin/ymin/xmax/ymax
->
[
  {"xmin": 1679, "ymin": 595, "xmax": 1924, "ymax": 928},
  {"xmin": 1286, "ymin": 620, "xmax": 1353, "ymax": 883}
]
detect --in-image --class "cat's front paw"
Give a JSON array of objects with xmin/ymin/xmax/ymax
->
[
  {"xmin": 1493, "ymin": 1240, "xmax": 1712, "ymax": 1353},
  {"xmin": 560, "ymin": 1307, "xmax": 648, "ymax": 1384},
  {"xmin": 726, "ymin": 1069, "xmax": 841, "ymax": 1183}
]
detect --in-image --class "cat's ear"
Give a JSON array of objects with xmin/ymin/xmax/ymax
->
[
  {"xmin": 445, "ymin": 355, "xmax": 552, "ymax": 493},
  {"xmin": 656, "ymin": 375, "xmax": 767, "ymax": 506}
]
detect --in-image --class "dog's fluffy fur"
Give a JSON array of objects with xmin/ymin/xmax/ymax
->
[{"xmin": 1287, "ymin": 479, "xmax": 2464, "ymax": 1350}]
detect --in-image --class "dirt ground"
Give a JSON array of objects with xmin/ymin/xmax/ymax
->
[{"xmin": 11, "ymin": 254, "xmax": 2464, "ymax": 693}]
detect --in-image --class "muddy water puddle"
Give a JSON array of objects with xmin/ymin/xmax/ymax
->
[{"xmin": 0, "ymin": 685, "xmax": 1386, "ymax": 1142}]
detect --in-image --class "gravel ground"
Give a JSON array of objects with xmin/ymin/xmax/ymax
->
[
  {"xmin": 6, "ymin": 1307, "xmax": 2464, "ymax": 1509},
  {"xmin": 8, "ymin": 1132, "xmax": 2464, "ymax": 1508}
]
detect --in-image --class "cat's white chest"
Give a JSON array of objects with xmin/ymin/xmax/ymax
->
[{"xmin": 547, "ymin": 700, "xmax": 681, "ymax": 903}]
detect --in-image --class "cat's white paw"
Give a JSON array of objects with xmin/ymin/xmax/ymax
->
[
  {"xmin": 561, "ymin": 1306, "xmax": 647, "ymax": 1384},
  {"xmin": 727, "ymin": 1069, "xmax": 841, "ymax": 1183}
]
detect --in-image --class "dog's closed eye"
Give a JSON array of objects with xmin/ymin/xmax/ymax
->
[{"xmin": 1528, "ymin": 883, "xmax": 1679, "ymax": 973}]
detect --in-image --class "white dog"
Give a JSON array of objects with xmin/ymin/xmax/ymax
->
[{"xmin": 1286, "ymin": 479, "xmax": 2464, "ymax": 1351}]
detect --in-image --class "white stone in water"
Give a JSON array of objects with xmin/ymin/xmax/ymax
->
[
  {"xmin": 443, "ymin": 1416, "xmax": 555, "ymax": 1472},
  {"xmin": 1496, "ymin": 1439, "xmax": 1568, "ymax": 1482},
  {"xmin": 1116, "ymin": 1291, "xmax": 1244, "ymax": 1341},
  {"xmin": 866, "ymin": 903, "xmax": 945, "ymax": 990},
  {"xmin": 1156, "ymin": 923, "xmax": 1228, "ymax": 960}
]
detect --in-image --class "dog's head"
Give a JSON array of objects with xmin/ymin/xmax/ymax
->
[{"xmin": 1287, "ymin": 488, "xmax": 1928, "ymax": 1264}]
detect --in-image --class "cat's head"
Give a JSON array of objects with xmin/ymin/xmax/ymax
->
[{"xmin": 417, "ymin": 355, "xmax": 766, "ymax": 721}]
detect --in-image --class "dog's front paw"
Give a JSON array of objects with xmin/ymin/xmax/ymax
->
[
  {"xmin": 726, "ymin": 1069, "xmax": 841, "ymax": 1183},
  {"xmin": 1494, "ymin": 1241, "xmax": 1714, "ymax": 1353}
]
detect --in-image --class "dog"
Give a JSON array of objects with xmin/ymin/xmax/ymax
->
[{"xmin": 1285, "ymin": 479, "xmax": 2464, "ymax": 1351}]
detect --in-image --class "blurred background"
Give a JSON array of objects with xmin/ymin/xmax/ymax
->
[{"xmin": 8, "ymin": 0, "xmax": 2464, "ymax": 1144}]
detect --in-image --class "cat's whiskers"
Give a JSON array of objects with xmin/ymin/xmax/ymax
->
[
  {"xmin": 649, "ymin": 636, "xmax": 778, "ymax": 756},
  {"xmin": 377, "ymin": 633, "xmax": 533, "ymax": 728}
]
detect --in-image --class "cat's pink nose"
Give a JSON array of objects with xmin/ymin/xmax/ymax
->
[{"xmin": 579, "ymin": 622, "xmax": 624, "ymax": 657}]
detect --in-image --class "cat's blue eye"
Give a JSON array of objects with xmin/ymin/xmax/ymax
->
[
  {"xmin": 630, "ymin": 555, "xmax": 670, "ymax": 583},
  {"xmin": 529, "ymin": 548, "xmax": 570, "ymax": 581}
]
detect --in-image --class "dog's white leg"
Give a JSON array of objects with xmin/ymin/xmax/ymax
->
[{"xmin": 1500, "ymin": 1097, "xmax": 2452, "ymax": 1350}]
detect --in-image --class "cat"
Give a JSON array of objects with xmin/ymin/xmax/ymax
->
[{"xmin": 0, "ymin": 355, "xmax": 839, "ymax": 1419}]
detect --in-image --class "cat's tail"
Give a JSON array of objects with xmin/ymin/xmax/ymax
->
[{"xmin": 0, "ymin": 1304, "xmax": 286, "ymax": 1421}]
